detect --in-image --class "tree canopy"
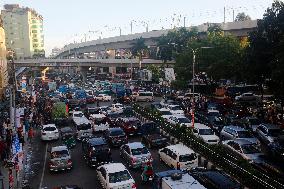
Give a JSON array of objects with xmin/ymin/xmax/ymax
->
[{"xmin": 235, "ymin": 12, "xmax": 251, "ymax": 22}]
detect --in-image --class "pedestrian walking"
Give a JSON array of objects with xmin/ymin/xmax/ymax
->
[{"xmin": 28, "ymin": 127, "xmax": 35, "ymax": 143}]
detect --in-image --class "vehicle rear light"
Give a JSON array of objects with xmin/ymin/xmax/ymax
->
[
  {"xmin": 177, "ymin": 162, "xmax": 180, "ymax": 170},
  {"xmin": 67, "ymin": 159, "xmax": 72, "ymax": 165},
  {"xmin": 132, "ymin": 183, "xmax": 136, "ymax": 189},
  {"xmin": 49, "ymin": 162, "xmax": 55, "ymax": 167},
  {"xmin": 42, "ymin": 132, "xmax": 46, "ymax": 135}
]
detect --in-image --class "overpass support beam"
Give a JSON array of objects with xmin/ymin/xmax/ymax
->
[{"xmin": 79, "ymin": 66, "xmax": 88, "ymax": 82}]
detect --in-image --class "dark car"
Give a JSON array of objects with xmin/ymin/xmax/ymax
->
[
  {"xmin": 150, "ymin": 102, "xmax": 163, "ymax": 110},
  {"xmin": 190, "ymin": 168, "xmax": 242, "ymax": 189},
  {"xmin": 67, "ymin": 99, "xmax": 80, "ymax": 110},
  {"xmin": 54, "ymin": 185, "xmax": 82, "ymax": 189},
  {"xmin": 105, "ymin": 112, "xmax": 121, "ymax": 127},
  {"xmin": 81, "ymin": 137, "xmax": 111, "ymax": 167},
  {"xmin": 104, "ymin": 128, "xmax": 128, "ymax": 147},
  {"xmin": 86, "ymin": 95, "xmax": 96, "ymax": 104},
  {"xmin": 84, "ymin": 107, "xmax": 99, "ymax": 118},
  {"xmin": 140, "ymin": 122, "xmax": 168, "ymax": 149},
  {"xmin": 267, "ymin": 136, "xmax": 284, "ymax": 160},
  {"xmin": 60, "ymin": 127, "xmax": 76, "ymax": 148},
  {"xmin": 117, "ymin": 117, "xmax": 141, "ymax": 136}
]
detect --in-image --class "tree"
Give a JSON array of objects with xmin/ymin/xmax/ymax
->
[
  {"xmin": 246, "ymin": 0, "xmax": 284, "ymax": 97},
  {"xmin": 52, "ymin": 102, "xmax": 67, "ymax": 120},
  {"xmin": 131, "ymin": 37, "xmax": 147, "ymax": 58},
  {"xmin": 235, "ymin": 12, "xmax": 251, "ymax": 22},
  {"xmin": 147, "ymin": 65, "xmax": 164, "ymax": 83}
]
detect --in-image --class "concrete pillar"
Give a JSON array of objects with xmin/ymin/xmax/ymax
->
[{"xmin": 80, "ymin": 66, "xmax": 88, "ymax": 82}]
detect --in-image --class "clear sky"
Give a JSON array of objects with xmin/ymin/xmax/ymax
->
[{"xmin": 1, "ymin": 0, "xmax": 274, "ymax": 55}]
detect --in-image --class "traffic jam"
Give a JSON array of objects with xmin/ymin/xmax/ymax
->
[{"xmin": 28, "ymin": 73, "xmax": 284, "ymax": 189}]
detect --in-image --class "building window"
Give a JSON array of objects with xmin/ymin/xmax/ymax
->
[
  {"xmin": 33, "ymin": 34, "xmax": 37, "ymax": 38},
  {"xmin": 32, "ymin": 30, "xmax": 37, "ymax": 33},
  {"xmin": 31, "ymin": 25, "xmax": 37, "ymax": 28},
  {"xmin": 33, "ymin": 39, "xmax": 38, "ymax": 42}
]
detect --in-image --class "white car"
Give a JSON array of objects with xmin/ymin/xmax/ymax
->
[
  {"xmin": 193, "ymin": 123, "xmax": 220, "ymax": 144},
  {"xmin": 41, "ymin": 124, "xmax": 59, "ymax": 141},
  {"xmin": 159, "ymin": 144, "xmax": 198, "ymax": 170},
  {"xmin": 96, "ymin": 163, "xmax": 136, "ymax": 189},
  {"xmin": 89, "ymin": 114, "xmax": 110, "ymax": 132},
  {"xmin": 95, "ymin": 94, "xmax": 111, "ymax": 101},
  {"xmin": 167, "ymin": 105, "xmax": 184, "ymax": 115},
  {"xmin": 157, "ymin": 108, "xmax": 173, "ymax": 120},
  {"xmin": 111, "ymin": 103, "xmax": 124, "ymax": 114},
  {"xmin": 207, "ymin": 107, "xmax": 219, "ymax": 114},
  {"xmin": 167, "ymin": 115, "xmax": 191, "ymax": 127}
]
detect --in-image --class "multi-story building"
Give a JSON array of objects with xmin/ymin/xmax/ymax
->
[
  {"xmin": 0, "ymin": 15, "xmax": 8, "ymax": 99},
  {"xmin": 1, "ymin": 4, "xmax": 45, "ymax": 59}
]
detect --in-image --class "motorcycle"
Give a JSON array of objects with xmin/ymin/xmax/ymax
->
[{"xmin": 140, "ymin": 161, "xmax": 154, "ymax": 184}]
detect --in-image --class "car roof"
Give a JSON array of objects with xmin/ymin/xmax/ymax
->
[
  {"xmin": 159, "ymin": 108, "xmax": 170, "ymax": 111},
  {"xmin": 109, "ymin": 127, "xmax": 123, "ymax": 132},
  {"xmin": 227, "ymin": 139, "xmax": 254, "ymax": 145},
  {"xmin": 43, "ymin": 124, "xmax": 56, "ymax": 128},
  {"xmin": 126, "ymin": 142, "xmax": 144, "ymax": 149},
  {"xmin": 101, "ymin": 163, "xmax": 126, "ymax": 173},
  {"xmin": 60, "ymin": 127, "xmax": 73, "ymax": 133},
  {"xmin": 88, "ymin": 137, "xmax": 106, "ymax": 146},
  {"xmin": 173, "ymin": 115, "xmax": 188, "ymax": 119},
  {"xmin": 198, "ymin": 170, "xmax": 240, "ymax": 189},
  {"xmin": 223, "ymin": 125, "xmax": 245, "ymax": 131},
  {"xmin": 165, "ymin": 144, "xmax": 195, "ymax": 155},
  {"xmin": 194, "ymin": 123, "xmax": 210, "ymax": 129},
  {"xmin": 260, "ymin": 123, "xmax": 280, "ymax": 129},
  {"xmin": 155, "ymin": 170, "xmax": 184, "ymax": 178},
  {"xmin": 90, "ymin": 114, "xmax": 106, "ymax": 118},
  {"xmin": 73, "ymin": 111, "xmax": 83, "ymax": 114},
  {"xmin": 51, "ymin": 145, "xmax": 68, "ymax": 152}
]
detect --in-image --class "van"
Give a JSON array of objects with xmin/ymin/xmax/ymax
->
[
  {"xmin": 153, "ymin": 170, "xmax": 206, "ymax": 189},
  {"xmin": 136, "ymin": 91, "xmax": 154, "ymax": 102},
  {"xmin": 158, "ymin": 144, "xmax": 198, "ymax": 170}
]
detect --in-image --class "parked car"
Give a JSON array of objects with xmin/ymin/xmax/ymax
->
[
  {"xmin": 235, "ymin": 92, "xmax": 259, "ymax": 102},
  {"xmin": 90, "ymin": 114, "xmax": 110, "ymax": 132},
  {"xmin": 54, "ymin": 185, "xmax": 81, "ymax": 189},
  {"xmin": 86, "ymin": 95, "xmax": 96, "ymax": 104},
  {"xmin": 82, "ymin": 137, "xmax": 111, "ymax": 167},
  {"xmin": 41, "ymin": 124, "xmax": 59, "ymax": 141},
  {"xmin": 49, "ymin": 145, "xmax": 72, "ymax": 172},
  {"xmin": 117, "ymin": 117, "xmax": 141, "ymax": 136},
  {"xmin": 157, "ymin": 108, "xmax": 173, "ymax": 120},
  {"xmin": 111, "ymin": 103, "xmax": 124, "ymax": 113},
  {"xmin": 140, "ymin": 122, "xmax": 168, "ymax": 149},
  {"xmin": 96, "ymin": 163, "xmax": 136, "ymax": 189},
  {"xmin": 167, "ymin": 105, "xmax": 184, "ymax": 115},
  {"xmin": 95, "ymin": 94, "xmax": 111, "ymax": 101},
  {"xmin": 159, "ymin": 144, "xmax": 198, "ymax": 170},
  {"xmin": 193, "ymin": 123, "xmax": 220, "ymax": 144},
  {"xmin": 105, "ymin": 112, "xmax": 121, "ymax": 127},
  {"xmin": 256, "ymin": 123, "xmax": 284, "ymax": 144},
  {"xmin": 220, "ymin": 125, "xmax": 259, "ymax": 145},
  {"xmin": 152, "ymin": 169, "xmax": 206, "ymax": 189},
  {"xmin": 222, "ymin": 139, "xmax": 264, "ymax": 163},
  {"xmin": 120, "ymin": 142, "xmax": 152, "ymax": 168},
  {"xmin": 167, "ymin": 115, "xmax": 191, "ymax": 127},
  {"xmin": 189, "ymin": 167, "xmax": 242, "ymax": 189},
  {"xmin": 84, "ymin": 107, "xmax": 99, "ymax": 118},
  {"xmin": 104, "ymin": 127, "xmax": 128, "ymax": 147}
]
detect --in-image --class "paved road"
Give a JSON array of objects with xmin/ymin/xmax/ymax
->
[{"xmin": 28, "ymin": 100, "xmax": 168, "ymax": 189}]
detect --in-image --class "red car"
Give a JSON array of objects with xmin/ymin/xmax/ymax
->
[{"xmin": 117, "ymin": 117, "xmax": 141, "ymax": 136}]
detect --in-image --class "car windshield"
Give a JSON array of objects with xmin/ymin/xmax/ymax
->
[
  {"xmin": 161, "ymin": 111, "xmax": 172, "ymax": 115},
  {"xmin": 178, "ymin": 118, "xmax": 190, "ymax": 123},
  {"xmin": 110, "ymin": 130, "xmax": 125, "ymax": 136},
  {"xmin": 179, "ymin": 153, "xmax": 197, "ymax": 162},
  {"xmin": 199, "ymin": 129, "xmax": 214, "ymax": 135},
  {"xmin": 51, "ymin": 150, "xmax": 69, "ymax": 158},
  {"xmin": 249, "ymin": 119, "xmax": 260, "ymax": 125},
  {"xmin": 208, "ymin": 112, "xmax": 220, "ymax": 117},
  {"xmin": 268, "ymin": 129, "xmax": 281, "ymax": 137},
  {"xmin": 88, "ymin": 109, "xmax": 97, "ymax": 114},
  {"xmin": 77, "ymin": 124, "xmax": 91, "ymax": 131},
  {"xmin": 43, "ymin": 126, "xmax": 56, "ymax": 131},
  {"xmin": 237, "ymin": 131, "xmax": 253, "ymax": 138},
  {"xmin": 129, "ymin": 120, "xmax": 140, "ymax": 126},
  {"xmin": 74, "ymin": 113, "xmax": 83, "ymax": 117},
  {"xmin": 241, "ymin": 144, "xmax": 261, "ymax": 154},
  {"xmin": 109, "ymin": 170, "xmax": 131, "ymax": 183},
  {"xmin": 131, "ymin": 147, "xmax": 149, "ymax": 155}
]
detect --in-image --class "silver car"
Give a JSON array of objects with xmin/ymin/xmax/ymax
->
[
  {"xmin": 220, "ymin": 125, "xmax": 259, "ymax": 145},
  {"xmin": 120, "ymin": 142, "xmax": 152, "ymax": 168},
  {"xmin": 49, "ymin": 146, "xmax": 72, "ymax": 172},
  {"xmin": 222, "ymin": 139, "xmax": 264, "ymax": 163},
  {"xmin": 256, "ymin": 124, "xmax": 284, "ymax": 144}
]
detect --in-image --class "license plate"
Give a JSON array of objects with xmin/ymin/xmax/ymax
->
[{"xmin": 149, "ymin": 177, "xmax": 153, "ymax": 181}]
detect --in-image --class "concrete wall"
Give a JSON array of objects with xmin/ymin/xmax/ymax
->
[{"xmin": 0, "ymin": 26, "xmax": 8, "ymax": 98}]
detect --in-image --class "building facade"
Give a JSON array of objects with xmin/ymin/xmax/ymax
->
[
  {"xmin": 1, "ymin": 4, "xmax": 44, "ymax": 59},
  {"xmin": 0, "ymin": 15, "xmax": 8, "ymax": 98}
]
